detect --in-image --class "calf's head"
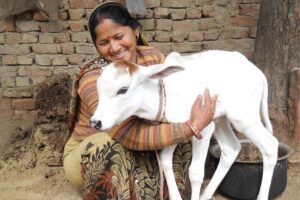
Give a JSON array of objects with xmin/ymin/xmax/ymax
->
[{"xmin": 90, "ymin": 59, "xmax": 184, "ymax": 131}]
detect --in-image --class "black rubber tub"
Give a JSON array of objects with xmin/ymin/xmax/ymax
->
[{"xmin": 209, "ymin": 140, "xmax": 294, "ymax": 200}]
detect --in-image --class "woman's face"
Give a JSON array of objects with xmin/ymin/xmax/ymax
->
[{"xmin": 95, "ymin": 19, "xmax": 138, "ymax": 63}]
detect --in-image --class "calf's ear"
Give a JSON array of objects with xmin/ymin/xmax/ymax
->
[{"xmin": 143, "ymin": 64, "xmax": 184, "ymax": 79}]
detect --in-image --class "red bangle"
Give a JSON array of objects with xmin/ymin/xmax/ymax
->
[{"xmin": 185, "ymin": 120, "xmax": 202, "ymax": 140}]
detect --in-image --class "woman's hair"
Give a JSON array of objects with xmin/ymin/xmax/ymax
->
[{"xmin": 88, "ymin": 2, "xmax": 144, "ymax": 45}]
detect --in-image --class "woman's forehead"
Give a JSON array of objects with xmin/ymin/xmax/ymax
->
[{"xmin": 95, "ymin": 19, "xmax": 132, "ymax": 40}]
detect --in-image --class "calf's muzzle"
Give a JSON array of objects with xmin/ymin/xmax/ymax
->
[{"xmin": 90, "ymin": 119, "xmax": 102, "ymax": 130}]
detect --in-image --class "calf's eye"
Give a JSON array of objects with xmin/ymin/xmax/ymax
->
[{"xmin": 117, "ymin": 86, "xmax": 129, "ymax": 95}]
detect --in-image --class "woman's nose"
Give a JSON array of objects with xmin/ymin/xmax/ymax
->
[{"xmin": 109, "ymin": 40, "xmax": 120, "ymax": 53}]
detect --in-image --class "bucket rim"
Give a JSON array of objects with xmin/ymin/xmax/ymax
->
[{"xmin": 209, "ymin": 139, "xmax": 295, "ymax": 164}]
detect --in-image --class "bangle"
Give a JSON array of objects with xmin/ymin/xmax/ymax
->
[{"xmin": 185, "ymin": 120, "xmax": 202, "ymax": 140}]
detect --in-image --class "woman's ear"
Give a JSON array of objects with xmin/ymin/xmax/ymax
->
[{"xmin": 134, "ymin": 29, "xmax": 140, "ymax": 40}]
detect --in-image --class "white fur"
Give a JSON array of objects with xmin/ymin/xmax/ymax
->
[{"xmin": 91, "ymin": 50, "xmax": 278, "ymax": 200}]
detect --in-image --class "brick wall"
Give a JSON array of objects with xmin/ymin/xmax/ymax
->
[{"xmin": 0, "ymin": 0, "xmax": 260, "ymax": 124}]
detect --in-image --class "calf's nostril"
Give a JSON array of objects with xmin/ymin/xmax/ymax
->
[
  {"xmin": 95, "ymin": 120, "xmax": 102, "ymax": 129},
  {"xmin": 91, "ymin": 120, "xmax": 102, "ymax": 129}
]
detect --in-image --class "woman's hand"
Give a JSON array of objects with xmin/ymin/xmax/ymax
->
[{"xmin": 186, "ymin": 88, "xmax": 218, "ymax": 138}]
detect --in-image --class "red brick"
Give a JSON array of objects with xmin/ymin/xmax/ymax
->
[
  {"xmin": 1, "ymin": 77, "xmax": 15, "ymax": 87},
  {"xmin": 69, "ymin": 9, "xmax": 86, "ymax": 20},
  {"xmin": 13, "ymin": 110, "xmax": 31, "ymax": 120},
  {"xmin": 35, "ymin": 54, "xmax": 52, "ymax": 66},
  {"xmin": 224, "ymin": 27, "xmax": 249, "ymax": 39},
  {"xmin": 155, "ymin": 31, "xmax": 171, "ymax": 42},
  {"xmin": 231, "ymin": 16, "xmax": 257, "ymax": 27},
  {"xmin": 21, "ymin": 33, "xmax": 38, "ymax": 43},
  {"xmin": 85, "ymin": 0, "xmax": 98, "ymax": 9},
  {"xmin": 172, "ymin": 42, "xmax": 203, "ymax": 53},
  {"xmin": 215, "ymin": 0, "xmax": 229, "ymax": 6},
  {"xmin": 16, "ymin": 21, "xmax": 40, "ymax": 32},
  {"xmin": 186, "ymin": 8, "xmax": 202, "ymax": 19},
  {"xmin": 156, "ymin": 19, "xmax": 173, "ymax": 31},
  {"xmin": 0, "ymin": 109, "xmax": 14, "ymax": 119},
  {"xmin": 188, "ymin": 31, "xmax": 204, "ymax": 42},
  {"xmin": 70, "ymin": 0, "xmax": 85, "ymax": 9},
  {"xmin": 161, "ymin": 0, "xmax": 193, "ymax": 7},
  {"xmin": 69, "ymin": 21, "xmax": 85, "ymax": 32},
  {"xmin": 154, "ymin": 8, "xmax": 170, "ymax": 18},
  {"xmin": 68, "ymin": 54, "xmax": 85, "ymax": 65},
  {"xmin": 173, "ymin": 20, "xmax": 199, "ymax": 32},
  {"xmin": 32, "ymin": 44, "xmax": 60, "ymax": 54},
  {"xmin": 61, "ymin": 43, "xmax": 75, "ymax": 54},
  {"xmin": 5, "ymin": 33, "xmax": 21, "ymax": 44},
  {"xmin": 12, "ymin": 98, "xmax": 36, "ymax": 110},
  {"xmin": 76, "ymin": 44, "xmax": 96, "ymax": 54},
  {"xmin": 3, "ymin": 88, "xmax": 32, "ymax": 98},
  {"xmin": 53, "ymin": 66, "xmax": 79, "ymax": 76},
  {"xmin": 249, "ymin": 27, "xmax": 257, "ymax": 38},
  {"xmin": 139, "ymin": 19, "xmax": 155, "ymax": 31},
  {"xmin": 172, "ymin": 31, "xmax": 186, "ymax": 43},
  {"xmin": 137, "ymin": 9, "xmax": 154, "ymax": 19},
  {"xmin": 143, "ymin": 31, "xmax": 155, "ymax": 42},
  {"xmin": 170, "ymin": 9, "xmax": 186, "ymax": 20},
  {"xmin": 0, "ymin": 20, "xmax": 5, "ymax": 33},
  {"xmin": 145, "ymin": 0, "xmax": 161, "ymax": 8},
  {"xmin": 18, "ymin": 66, "xmax": 52, "ymax": 76},
  {"xmin": 17, "ymin": 56, "xmax": 34, "ymax": 65},
  {"xmin": 2, "ymin": 55, "xmax": 18, "ymax": 65},
  {"xmin": 59, "ymin": 11, "xmax": 69, "ymax": 20},
  {"xmin": 52, "ymin": 56, "xmax": 68, "ymax": 66},
  {"xmin": 70, "ymin": 0, "xmax": 98, "ymax": 9},
  {"xmin": 71, "ymin": 32, "xmax": 88, "ymax": 43},
  {"xmin": 33, "ymin": 10, "xmax": 49, "ymax": 22},
  {"xmin": 239, "ymin": 4, "xmax": 260, "ymax": 19},
  {"xmin": 4, "ymin": 16, "xmax": 16, "ymax": 32},
  {"xmin": 40, "ymin": 22, "xmax": 64, "ymax": 33},
  {"xmin": 0, "ymin": 66, "xmax": 18, "ymax": 77},
  {"xmin": 54, "ymin": 32, "xmax": 71, "ymax": 43},
  {"xmin": 13, "ymin": 110, "xmax": 37, "ymax": 120},
  {"xmin": 204, "ymin": 29, "xmax": 220, "ymax": 40},
  {"xmin": 0, "ymin": 44, "xmax": 31, "ymax": 55},
  {"xmin": 199, "ymin": 18, "xmax": 218, "ymax": 30},
  {"xmin": 0, "ymin": 99, "xmax": 12, "ymax": 109}
]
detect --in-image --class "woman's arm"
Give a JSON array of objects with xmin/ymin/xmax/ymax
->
[{"xmin": 108, "ymin": 88, "xmax": 217, "ymax": 151}]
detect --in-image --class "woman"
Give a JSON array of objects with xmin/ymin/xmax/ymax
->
[{"xmin": 63, "ymin": 2, "xmax": 217, "ymax": 199}]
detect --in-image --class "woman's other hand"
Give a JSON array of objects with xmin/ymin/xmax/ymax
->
[{"xmin": 187, "ymin": 88, "xmax": 218, "ymax": 138}]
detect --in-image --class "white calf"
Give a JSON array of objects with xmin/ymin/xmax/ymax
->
[{"xmin": 91, "ymin": 50, "xmax": 278, "ymax": 200}]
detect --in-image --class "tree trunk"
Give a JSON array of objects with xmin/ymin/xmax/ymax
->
[{"xmin": 254, "ymin": 0, "xmax": 300, "ymax": 142}]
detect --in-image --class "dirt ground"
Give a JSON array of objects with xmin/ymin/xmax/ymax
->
[
  {"xmin": 0, "ymin": 120, "xmax": 299, "ymax": 200},
  {"xmin": 0, "ymin": 119, "xmax": 82, "ymax": 200}
]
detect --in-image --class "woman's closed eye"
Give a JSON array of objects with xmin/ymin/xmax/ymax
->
[
  {"xmin": 114, "ymin": 34, "xmax": 124, "ymax": 40},
  {"xmin": 116, "ymin": 86, "xmax": 129, "ymax": 95},
  {"xmin": 98, "ymin": 40, "xmax": 108, "ymax": 46}
]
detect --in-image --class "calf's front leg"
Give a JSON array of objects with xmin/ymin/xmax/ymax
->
[
  {"xmin": 189, "ymin": 122, "xmax": 215, "ymax": 200},
  {"xmin": 160, "ymin": 144, "xmax": 182, "ymax": 200}
]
